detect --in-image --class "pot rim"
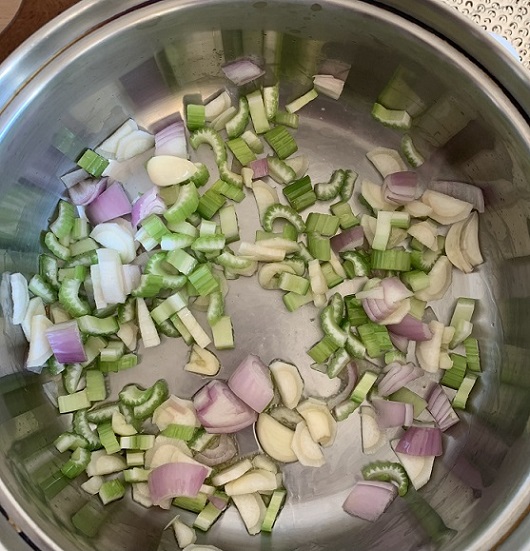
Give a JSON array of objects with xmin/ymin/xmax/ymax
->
[{"xmin": 0, "ymin": 1, "xmax": 529, "ymax": 550}]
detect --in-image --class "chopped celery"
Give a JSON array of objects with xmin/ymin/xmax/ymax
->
[
  {"xmin": 77, "ymin": 149, "xmax": 109, "ymax": 177},
  {"xmin": 190, "ymin": 162, "xmax": 210, "ymax": 187},
  {"xmin": 267, "ymin": 156, "xmax": 296, "ymax": 185},
  {"xmin": 340, "ymin": 169, "xmax": 358, "ymax": 202},
  {"xmin": 194, "ymin": 499, "xmax": 227, "ymax": 531},
  {"xmin": 330, "ymin": 201, "xmax": 359, "ymax": 229},
  {"xmin": 358, "ymin": 322, "xmax": 393, "ymax": 358},
  {"xmin": 86, "ymin": 370, "xmax": 106, "ymax": 402},
  {"xmin": 283, "ymin": 289, "xmax": 313, "ymax": 312},
  {"xmin": 45, "ymin": 232, "xmax": 71, "ymax": 260},
  {"xmin": 50, "ymin": 200, "xmax": 76, "ymax": 239},
  {"xmin": 441, "ymin": 354, "xmax": 467, "ymax": 389},
  {"xmin": 306, "ymin": 213, "xmax": 340, "ymax": 236},
  {"xmin": 192, "ymin": 235, "xmax": 226, "ymax": 253},
  {"xmin": 133, "ymin": 379, "xmax": 169, "ymax": 419},
  {"xmin": 211, "ymin": 179, "xmax": 245, "ymax": 202},
  {"xmin": 362, "ymin": 460, "xmax": 409, "ymax": 496},
  {"xmin": 464, "ymin": 337, "xmax": 481, "ymax": 372},
  {"xmin": 77, "ymin": 315, "xmax": 118, "ymax": 336},
  {"xmin": 327, "ymin": 348, "xmax": 350, "ymax": 378},
  {"xmin": 350, "ymin": 371, "xmax": 378, "ymax": 403},
  {"xmin": 28, "ymin": 274, "xmax": 57, "ymax": 303},
  {"xmin": 452, "ymin": 373, "xmax": 478, "ymax": 409},
  {"xmin": 173, "ymin": 493, "xmax": 209, "ymax": 513},
  {"xmin": 274, "ymin": 110, "xmax": 299, "ymax": 128},
  {"xmin": 371, "ymin": 103, "xmax": 411, "ymax": 130},
  {"xmin": 219, "ymin": 205, "xmax": 240, "ymax": 244},
  {"xmin": 278, "ymin": 273, "xmax": 310, "ymax": 295},
  {"xmin": 321, "ymin": 305, "xmax": 347, "ymax": 347},
  {"xmin": 163, "ymin": 183, "xmax": 200, "ymax": 224},
  {"xmin": 389, "ymin": 387, "xmax": 427, "ymax": 418},
  {"xmin": 344, "ymin": 296, "xmax": 369, "ymax": 326},
  {"xmin": 188, "ymin": 264, "xmax": 219, "ymax": 296},
  {"xmin": 160, "ymin": 423, "xmax": 197, "ymax": 441},
  {"xmin": 61, "ymin": 447, "xmax": 91, "ymax": 479},
  {"xmin": 341, "ymin": 251, "xmax": 371, "ymax": 277},
  {"xmin": 86, "ymin": 402, "xmax": 120, "ymax": 424},
  {"xmin": 99, "ymin": 478, "xmax": 126, "ymax": 505},
  {"xmin": 58, "ymin": 390, "xmax": 91, "ymax": 413},
  {"xmin": 264, "ymin": 126, "xmax": 298, "ymax": 160},
  {"xmin": 227, "ymin": 138, "xmax": 256, "ymax": 166},
  {"xmin": 371, "ymin": 249, "xmax": 411, "ymax": 271},
  {"xmin": 226, "ymin": 97, "xmax": 250, "ymax": 139},
  {"xmin": 308, "ymin": 337, "xmax": 339, "ymax": 364},
  {"xmin": 186, "ymin": 104, "xmax": 206, "ymax": 131},
  {"xmin": 247, "ymin": 90, "xmax": 270, "ymax": 134},
  {"xmin": 285, "ymin": 88, "xmax": 318, "ymax": 113},
  {"xmin": 97, "ymin": 422, "xmax": 121, "ymax": 455},
  {"xmin": 197, "ymin": 189, "xmax": 227, "ymax": 219},
  {"xmin": 241, "ymin": 130, "xmax": 264, "ymax": 153},
  {"xmin": 261, "ymin": 489, "xmax": 287, "ymax": 532},
  {"xmin": 189, "ymin": 127, "xmax": 227, "ymax": 164},
  {"xmin": 120, "ymin": 434, "xmax": 156, "ymax": 450},
  {"xmin": 262, "ymin": 203, "xmax": 305, "ymax": 233},
  {"xmin": 315, "ymin": 169, "xmax": 345, "ymax": 201},
  {"xmin": 307, "ymin": 232, "xmax": 331, "ymax": 262},
  {"xmin": 283, "ymin": 176, "xmax": 317, "ymax": 212},
  {"xmin": 211, "ymin": 316, "xmax": 235, "ymax": 349},
  {"xmin": 401, "ymin": 270, "xmax": 429, "ymax": 292}
]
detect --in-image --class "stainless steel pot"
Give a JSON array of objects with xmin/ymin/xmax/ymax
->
[{"xmin": 1, "ymin": 1, "xmax": 530, "ymax": 550}]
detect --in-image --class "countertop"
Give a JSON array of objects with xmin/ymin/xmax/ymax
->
[{"xmin": 0, "ymin": 0, "xmax": 21, "ymax": 35}]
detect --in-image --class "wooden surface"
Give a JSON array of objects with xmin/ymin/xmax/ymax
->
[
  {"xmin": 0, "ymin": 0, "xmax": 22, "ymax": 34},
  {"xmin": 0, "ymin": 0, "xmax": 79, "ymax": 60}
]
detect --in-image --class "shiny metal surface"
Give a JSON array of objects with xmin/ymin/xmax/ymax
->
[{"xmin": 0, "ymin": 1, "xmax": 530, "ymax": 550}]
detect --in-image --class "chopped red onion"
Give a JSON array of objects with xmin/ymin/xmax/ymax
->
[
  {"xmin": 377, "ymin": 362, "xmax": 423, "ymax": 397},
  {"xmin": 222, "ymin": 58, "xmax": 265, "ymax": 86},
  {"xmin": 249, "ymin": 158, "xmax": 269, "ymax": 179},
  {"xmin": 428, "ymin": 180, "xmax": 484, "ymax": 213},
  {"xmin": 381, "ymin": 277, "xmax": 413, "ymax": 306},
  {"xmin": 68, "ymin": 177, "xmax": 107, "ymax": 206},
  {"xmin": 427, "ymin": 384, "xmax": 459, "ymax": 431},
  {"xmin": 155, "ymin": 120, "xmax": 188, "ymax": 158},
  {"xmin": 383, "ymin": 171, "xmax": 419, "ymax": 205},
  {"xmin": 389, "ymin": 331, "xmax": 409, "ymax": 353},
  {"xmin": 342, "ymin": 480, "xmax": 397, "ymax": 521},
  {"xmin": 148, "ymin": 462, "xmax": 208, "ymax": 506},
  {"xmin": 396, "ymin": 426, "xmax": 443, "ymax": 456},
  {"xmin": 45, "ymin": 320, "xmax": 86, "ymax": 364},
  {"xmin": 372, "ymin": 398, "xmax": 414, "ymax": 429},
  {"xmin": 330, "ymin": 226, "xmax": 365, "ymax": 253},
  {"xmin": 194, "ymin": 434, "xmax": 238, "ymax": 467},
  {"xmin": 193, "ymin": 380, "xmax": 257, "ymax": 434},
  {"xmin": 387, "ymin": 314, "xmax": 432, "ymax": 341},
  {"xmin": 85, "ymin": 182, "xmax": 132, "ymax": 225},
  {"xmin": 362, "ymin": 297, "xmax": 395, "ymax": 323},
  {"xmin": 208, "ymin": 493, "xmax": 230, "ymax": 511},
  {"xmin": 228, "ymin": 354, "xmax": 274, "ymax": 413},
  {"xmin": 131, "ymin": 187, "xmax": 167, "ymax": 227}
]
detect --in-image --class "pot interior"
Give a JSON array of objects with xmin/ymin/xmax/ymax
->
[{"xmin": 0, "ymin": 1, "xmax": 530, "ymax": 550}]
